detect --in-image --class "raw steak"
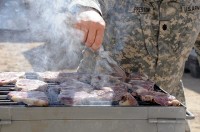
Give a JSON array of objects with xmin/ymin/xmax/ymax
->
[
  {"xmin": 15, "ymin": 79, "xmax": 48, "ymax": 92},
  {"xmin": 0, "ymin": 72, "xmax": 25, "ymax": 86},
  {"xmin": 8, "ymin": 91, "xmax": 49, "ymax": 106}
]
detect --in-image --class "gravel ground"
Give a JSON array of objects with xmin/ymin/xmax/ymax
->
[{"xmin": 0, "ymin": 42, "xmax": 199, "ymax": 131}]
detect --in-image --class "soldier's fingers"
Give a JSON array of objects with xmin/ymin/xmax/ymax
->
[
  {"xmin": 85, "ymin": 22, "xmax": 97, "ymax": 47},
  {"xmin": 80, "ymin": 26, "xmax": 89, "ymax": 43},
  {"xmin": 74, "ymin": 23, "xmax": 81, "ymax": 30},
  {"xmin": 91, "ymin": 28, "xmax": 104, "ymax": 51}
]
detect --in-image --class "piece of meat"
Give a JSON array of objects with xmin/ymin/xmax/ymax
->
[
  {"xmin": 90, "ymin": 87, "xmax": 114, "ymax": 101},
  {"xmin": 0, "ymin": 72, "xmax": 25, "ymax": 86},
  {"xmin": 15, "ymin": 79, "xmax": 48, "ymax": 92},
  {"xmin": 119, "ymin": 93, "xmax": 138, "ymax": 106},
  {"xmin": 58, "ymin": 90, "xmax": 95, "ymax": 106},
  {"xmin": 128, "ymin": 80, "xmax": 155, "ymax": 91},
  {"xmin": 129, "ymin": 73, "xmax": 149, "ymax": 80},
  {"xmin": 59, "ymin": 79, "xmax": 93, "ymax": 92},
  {"xmin": 110, "ymin": 83, "xmax": 129, "ymax": 101},
  {"xmin": 37, "ymin": 72, "xmax": 92, "ymax": 83},
  {"xmin": 37, "ymin": 72, "xmax": 60, "ymax": 82},
  {"xmin": 153, "ymin": 94, "xmax": 181, "ymax": 106},
  {"xmin": 8, "ymin": 91, "xmax": 49, "ymax": 106},
  {"xmin": 91, "ymin": 74, "xmax": 122, "ymax": 89},
  {"xmin": 58, "ymin": 87, "xmax": 114, "ymax": 106},
  {"xmin": 136, "ymin": 89, "xmax": 181, "ymax": 106}
]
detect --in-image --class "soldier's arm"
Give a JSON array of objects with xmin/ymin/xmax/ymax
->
[
  {"xmin": 194, "ymin": 35, "xmax": 200, "ymax": 65},
  {"xmin": 69, "ymin": 0, "xmax": 105, "ymax": 51},
  {"xmin": 69, "ymin": 0, "xmax": 102, "ymax": 15}
]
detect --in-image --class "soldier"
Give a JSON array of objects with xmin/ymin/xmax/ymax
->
[{"xmin": 70, "ymin": 1, "xmax": 200, "ymax": 131}]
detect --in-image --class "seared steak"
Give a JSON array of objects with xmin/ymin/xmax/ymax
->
[
  {"xmin": 15, "ymin": 79, "xmax": 48, "ymax": 92},
  {"xmin": 8, "ymin": 91, "xmax": 49, "ymax": 106},
  {"xmin": 0, "ymin": 72, "xmax": 25, "ymax": 86},
  {"xmin": 128, "ymin": 80, "xmax": 155, "ymax": 91},
  {"xmin": 59, "ymin": 79, "xmax": 93, "ymax": 92},
  {"xmin": 37, "ymin": 72, "xmax": 92, "ymax": 83},
  {"xmin": 134, "ymin": 88, "xmax": 180, "ymax": 106},
  {"xmin": 119, "ymin": 93, "xmax": 138, "ymax": 106}
]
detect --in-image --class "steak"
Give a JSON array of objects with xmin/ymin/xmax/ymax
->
[
  {"xmin": 15, "ymin": 79, "xmax": 48, "ymax": 92},
  {"xmin": 8, "ymin": 91, "xmax": 49, "ymax": 106},
  {"xmin": 91, "ymin": 74, "xmax": 122, "ymax": 89},
  {"xmin": 37, "ymin": 72, "xmax": 92, "ymax": 83},
  {"xmin": 37, "ymin": 72, "xmax": 60, "ymax": 82},
  {"xmin": 59, "ymin": 79, "xmax": 93, "ymax": 92},
  {"xmin": 90, "ymin": 87, "xmax": 114, "ymax": 101},
  {"xmin": 129, "ymin": 73, "xmax": 149, "ymax": 80},
  {"xmin": 134, "ymin": 88, "xmax": 180, "ymax": 106},
  {"xmin": 119, "ymin": 93, "xmax": 138, "ymax": 106},
  {"xmin": 58, "ymin": 90, "xmax": 91, "ymax": 106},
  {"xmin": 0, "ymin": 72, "xmax": 25, "ymax": 86},
  {"xmin": 128, "ymin": 80, "xmax": 155, "ymax": 91}
]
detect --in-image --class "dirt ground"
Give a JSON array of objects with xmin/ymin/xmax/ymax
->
[
  {"xmin": 183, "ymin": 73, "xmax": 200, "ymax": 132},
  {"xmin": 0, "ymin": 42, "xmax": 199, "ymax": 132}
]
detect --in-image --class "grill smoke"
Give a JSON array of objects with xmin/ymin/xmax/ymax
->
[
  {"xmin": 27, "ymin": 0, "xmax": 84, "ymax": 71},
  {"xmin": 0, "ymin": 0, "xmax": 84, "ymax": 72}
]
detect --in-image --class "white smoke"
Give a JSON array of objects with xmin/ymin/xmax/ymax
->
[
  {"xmin": 0, "ymin": 0, "xmax": 84, "ymax": 71},
  {"xmin": 26, "ymin": 0, "xmax": 84, "ymax": 71}
]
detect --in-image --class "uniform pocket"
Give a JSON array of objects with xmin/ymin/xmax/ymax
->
[{"xmin": 157, "ymin": 1, "xmax": 200, "ymax": 57}]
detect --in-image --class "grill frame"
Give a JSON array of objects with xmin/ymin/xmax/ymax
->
[{"xmin": 0, "ymin": 72, "xmax": 194, "ymax": 132}]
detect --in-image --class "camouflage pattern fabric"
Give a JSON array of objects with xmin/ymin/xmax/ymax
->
[{"xmin": 72, "ymin": 0, "xmax": 200, "ymax": 103}]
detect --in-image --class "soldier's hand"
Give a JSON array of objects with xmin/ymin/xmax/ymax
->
[{"xmin": 75, "ymin": 10, "xmax": 106, "ymax": 51}]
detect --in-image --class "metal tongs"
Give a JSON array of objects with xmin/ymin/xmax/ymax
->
[{"xmin": 95, "ymin": 47, "xmax": 128, "ymax": 81}]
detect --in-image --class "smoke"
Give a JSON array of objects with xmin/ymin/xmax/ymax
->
[
  {"xmin": 25, "ymin": 0, "xmax": 84, "ymax": 71},
  {"xmin": 0, "ymin": 0, "xmax": 84, "ymax": 72},
  {"xmin": 0, "ymin": 0, "xmax": 28, "ymax": 30}
]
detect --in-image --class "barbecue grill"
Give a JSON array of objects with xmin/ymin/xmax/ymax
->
[{"xmin": 0, "ymin": 73, "xmax": 194, "ymax": 132}]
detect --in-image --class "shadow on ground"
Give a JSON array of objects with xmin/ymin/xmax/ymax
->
[{"xmin": 183, "ymin": 73, "xmax": 200, "ymax": 94}]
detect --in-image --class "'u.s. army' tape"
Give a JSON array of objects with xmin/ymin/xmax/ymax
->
[{"xmin": 182, "ymin": 5, "xmax": 200, "ymax": 12}]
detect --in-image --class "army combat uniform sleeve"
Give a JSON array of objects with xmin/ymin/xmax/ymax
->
[
  {"xmin": 69, "ymin": 0, "xmax": 102, "ymax": 14},
  {"xmin": 69, "ymin": 0, "xmax": 115, "ymax": 16}
]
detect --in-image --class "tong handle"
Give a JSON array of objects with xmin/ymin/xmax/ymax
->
[{"xmin": 186, "ymin": 109, "xmax": 195, "ymax": 120}]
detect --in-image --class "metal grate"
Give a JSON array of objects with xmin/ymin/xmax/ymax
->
[
  {"xmin": 0, "ymin": 84, "xmax": 25, "ymax": 106},
  {"xmin": 0, "ymin": 72, "xmax": 179, "ymax": 107}
]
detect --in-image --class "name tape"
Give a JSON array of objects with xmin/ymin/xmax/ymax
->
[{"xmin": 129, "ymin": 7, "xmax": 151, "ymax": 14}]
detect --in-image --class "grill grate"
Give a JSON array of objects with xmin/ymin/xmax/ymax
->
[
  {"xmin": 0, "ymin": 84, "xmax": 25, "ymax": 106},
  {"xmin": 0, "ymin": 73, "xmax": 176, "ymax": 107}
]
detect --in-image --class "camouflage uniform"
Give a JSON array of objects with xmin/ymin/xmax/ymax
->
[
  {"xmin": 194, "ymin": 33, "xmax": 200, "ymax": 63},
  {"xmin": 70, "ymin": 0, "xmax": 200, "ymax": 104}
]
